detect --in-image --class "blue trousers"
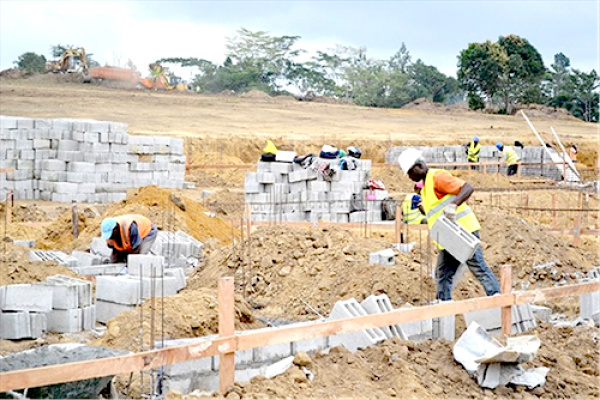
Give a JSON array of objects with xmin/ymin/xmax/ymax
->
[{"xmin": 435, "ymin": 231, "xmax": 500, "ymax": 301}]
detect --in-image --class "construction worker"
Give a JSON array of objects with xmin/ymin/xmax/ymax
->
[
  {"xmin": 496, "ymin": 142, "xmax": 520, "ymax": 176},
  {"xmin": 569, "ymin": 144, "xmax": 578, "ymax": 162},
  {"xmin": 397, "ymin": 148, "xmax": 500, "ymax": 301},
  {"xmin": 466, "ymin": 136, "xmax": 481, "ymax": 169},
  {"xmin": 261, "ymin": 139, "xmax": 277, "ymax": 162},
  {"xmin": 100, "ymin": 214, "xmax": 158, "ymax": 263},
  {"xmin": 402, "ymin": 181, "xmax": 426, "ymax": 224}
]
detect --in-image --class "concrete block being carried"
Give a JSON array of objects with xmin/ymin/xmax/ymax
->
[{"xmin": 430, "ymin": 216, "xmax": 480, "ymax": 264}]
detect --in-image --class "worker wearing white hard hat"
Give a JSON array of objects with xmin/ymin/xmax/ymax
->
[{"xmin": 397, "ymin": 148, "xmax": 500, "ymax": 301}]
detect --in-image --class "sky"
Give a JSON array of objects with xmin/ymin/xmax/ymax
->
[{"xmin": 0, "ymin": 0, "xmax": 598, "ymax": 81}]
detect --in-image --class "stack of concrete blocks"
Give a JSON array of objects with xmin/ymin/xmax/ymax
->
[
  {"xmin": 0, "ymin": 276, "xmax": 94, "ymax": 339},
  {"xmin": 127, "ymin": 135, "xmax": 185, "ymax": 189},
  {"xmin": 0, "ymin": 284, "xmax": 52, "ymax": 339},
  {"xmin": 327, "ymin": 298, "xmax": 387, "ymax": 352},
  {"xmin": 463, "ymin": 304, "xmax": 537, "ymax": 335},
  {"xmin": 369, "ymin": 248, "xmax": 396, "ymax": 266},
  {"xmin": 245, "ymin": 158, "xmax": 387, "ymax": 223},
  {"xmin": 43, "ymin": 275, "xmax": 95, "ymax": 333},
  {"xmin": 386, "ymin": 145, "xmax": 568, "ymax": 181},
  {"xmin": 94, "ymin": 254, "xmax": 187, "ymax": 323},
  {"xmin": 150, "ymin": 230, "xmax": 204, "ymax": 269},
  {"xmin": 0, "ymin": 115, "xmax": 186, "ymax": 202}
]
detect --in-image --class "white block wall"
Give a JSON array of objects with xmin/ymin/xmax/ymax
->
[
  {"xmin": 245, "ymin": 158, "xmax": 386, "ymax": 223},
  {"xmin": 0, "ymin": 115, "xmax": 186, "ymax": 202}
]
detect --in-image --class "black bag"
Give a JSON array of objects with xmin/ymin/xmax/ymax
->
[
  {"xmin": 381, "ymin": 197, "xmax": 398, "ymax": 220},
  {"xmin": 260, "ymin": 153, "xmax": 276, "ymax": 162}
]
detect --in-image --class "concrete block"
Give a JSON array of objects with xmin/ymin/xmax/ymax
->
[
  {"xmin": 580, "ymin": 289, "xmax": 600, "ymax": 319},
  {"xmin": 270, "ymin": 162, "xmax": 293, "ymax": 174},
  {"xmin": 257, "ymin": 173, "xmax": 276, "ymax": 183},
  {"xmin": 90, "ymin": 237, "xmax": 113, "ymax": 258},
  {"xmin": 253, "ymin": 340, "xmax": 292, "ymax": 363},
  {"xmin": 82, "ymin": 305, "xmax": 96, "ymax": 331},
  {"xmin": 57, "ymin": 139, "xmax": 80, "ymax": 152},
  {"xmin": 0, "ymin": 284, "xmax": 53, "ymax": 312},
  {"xmin": 0, "ymin": 116, "xmax": 19, "ymax": 129},
  {"xmin": 48, "ymin": 308, "xmax": 83, "ymax": 333},
  {"xmin": 398, "ymin": 303, "xmax": 433, "ymax": 341},
  {"xmin": 309, "ymin": 181, "xmax": 330, "ymax": 192},
  {"xmin": 68, "ymin": 162, "xmax": 95, "ymax": 173},
  {"xmin": 42, "ymin": 159, "xmax": 66, "ymax": 171},
  {"xmin": 73, "ymin": 264, "xmax": 127, "ymax": 276},
  {"xmin": 236, "ymin": 367, "xmax": 264, "ymax": 383},
  {"xmin": 44, "ymin": 282, "xmax": 79, "ymax": 310},
  {"xmin": 360, "ymin": 295, "xmax": 407, "ymax": 339},
  {"xmin": 530, "ymin": 305, "xmax": 552, "ymax": 322},
  {"xmin": 157, "ymin": 339, "xmax": 213, "ymax": 376},
  {"xmin": 328, "ymin": 298, "xmax": 386, "ymax": 352},
  {"xmin": 0, "ymin": 311, "xmax": 31, "ymax": 339},
  {"xmin": 244, "ymin": 181, "xmax": 264, "ymax": 194},
  {"xmin": 275, "ymin": 150, "xmax": 296, "ymax": 163},
  {"xmin": 430, "ymin": 216, "xmax": 480, "ymax": 263},
  {"xmin": 71, "ymin": 250, "xmax": 102, "ymax": 267},
  {"xmin": 127, "ymin": 254, "xmax": 165, "ymax": 277},
  {"xmin": 263, "ymin": 356, "xmax": 294, "ymax": 379},
  {"xmin": 369, "ymin": 249, "xmax": 395, "ymax": 266},
  {"xmin": 30, "ymin": 312, "xmax": 47, "ymax": 338},
  {"xmin": 432, "ymin": 308, "xmax": 456, "ymax": 341},
  {"xmin": 165, "ymin": 268, "xmax": 187, "ymax": 291},
  {"xmin": 95, "ymin": 276, "xmax": 141, "ymax": 305},
  {"xmin": 95, "ymin": 300, "xmax": 136, "ymax": 323}
]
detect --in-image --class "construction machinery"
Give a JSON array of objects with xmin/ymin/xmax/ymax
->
[
  {"xmin": 88, "ymin": 62, "xmax": 188, "ymax": 91},
  {"xmin": 45, "ymin": 47, "xmax": 89, "ymax": 76}
]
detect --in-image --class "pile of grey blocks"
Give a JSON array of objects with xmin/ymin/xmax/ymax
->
[
  {"xmin": 0, "ymin": 275, "xmax": 95, "ymax": 339},
  {"xmin": 245, "ymin": 159, "xmax": 388, "ymax": 223},
  {"xmin": 386, "ymin": 145, "xmax": 568, "ymax": 181},
  {"xmin": 150, "ymin": 230, "xmax": 204, "ymax": 269},
  {"xmin": 0, "ymin": 115, "xmax": 185, "ymax": 202},
  {"xmin": 95, "ymin": 254, "xmax": 187, "ymax": 323},
  {"xmin": 464, "ymin": 303, "xmax": 537, "ymax": 335}
]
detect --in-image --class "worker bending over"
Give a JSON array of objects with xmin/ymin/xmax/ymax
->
[
  {"xmin": 402, "ymin": 181, "xmax": 427, "ymax": 225},
  {"xmin": 101, "ymin": 214, "xmax": 158, "ymax": 263},
  {"xmin": 496, "ymin": 142, "xmax": 521, "ymax": 176},
  {"xmin": 398, "ymin": 148, "xmax": 500, "ymax": 301}
]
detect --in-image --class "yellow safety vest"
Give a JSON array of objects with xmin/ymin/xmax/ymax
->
[
  {"xmin": 402, "ymin": 194, "xmax": 424, "ymax": 225},
  {"xmin": 263, "ymin": 140, "xmax": 277, "ymax": 155},
  {"xmin": 422, "ymin": 169, "xmax": 481, "ymax": 249},
  {"xmin": 504, "ymin": 146, "xmax": 520, "ymax": 165},
  {"xmin": 467, "ymin": 141, "xmax": 480, "ymax": 162}
]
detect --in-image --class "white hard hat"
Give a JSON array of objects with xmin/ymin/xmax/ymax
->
[{"xmin": 397, "ymin": 148, "xmax": 423, "ymax": 174}]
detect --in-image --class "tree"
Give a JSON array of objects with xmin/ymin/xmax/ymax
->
[
  {"xmin": 569, "ymin": 69, "xmax": 599, "ymax": 122},
  {"xmin": 14, "ymin": 52, "xmax": 47, "ymax": 73},
  {"xmin": 457, "ymin": 40, "xmax": 507, "ymax": 107},
  {"xmin": 389, "ymin": 43, "xmax": 411, "ymax": 73},
  {"xmin": 408, "ymin": 59, "xmax": 459, "ymax": 103}
]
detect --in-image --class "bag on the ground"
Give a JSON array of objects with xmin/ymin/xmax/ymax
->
[
  {"xmin": 294, "ymin": 153, "xmax": 317, "ymax": 169},
  {"xmin": 340, "ymin": 156, "xmax": 358, "ymax": 171},
  {"xmin": 316, "ymin": 161, "xmax": 336, "ymax": 181},
  {"xmin": 381, "ymin": 197, "xmax": 398, "ymax": 220}
]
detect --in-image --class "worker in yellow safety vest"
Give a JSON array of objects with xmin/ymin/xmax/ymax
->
[
  {"xmin": 466, "ymin": 136, "xmax": 481, "ymax": 169},
  {"xmin": 101, "ymin": 214, "xmax": 158, "ymax": 263},
  {"xmin": 496, "ymin": 142, "xmax": 520, "ymax": 176},
  {"xmin": 397, "ymin": 148, "xmax": 500, "ymax": 301},
  {"xmin": 402, "ymin": 181, "xmax": 427, "ymax": 224}
]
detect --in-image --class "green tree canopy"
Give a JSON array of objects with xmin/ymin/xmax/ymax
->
[{"xmin": 14, "ymin": 52, "xmax": 47, "ymax": 73}]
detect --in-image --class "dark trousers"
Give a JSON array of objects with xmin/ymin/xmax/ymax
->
[{"xmin": 507, "ymin": 164, "xmax": 518, "ymax": 176}]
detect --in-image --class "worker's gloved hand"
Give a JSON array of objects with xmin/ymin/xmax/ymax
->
[{"xmin": 443, "ymin": 204, "xmax": 457, "ymax": 221}]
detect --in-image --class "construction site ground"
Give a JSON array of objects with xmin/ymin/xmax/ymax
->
[{"xmin": 0, "ymin": 75, "xmax": 599, "ymax": 399}]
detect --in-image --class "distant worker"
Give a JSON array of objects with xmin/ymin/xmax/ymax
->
[
  {"xmin": 402, "ymin": 181, "xmax": 427, "ymax": 225},
  {"xmin": 261, "ymin": 139, "xmax": 277, "ymax": 162},
  {"xmin": 569, "ymin": 144, "xmax": 578, "ymax": 162},
  {"xmin": 397, "ymin": 148, "xmax": 500, "ymax": 301},
  {"xmin": 465, "ymin": 136, "xmax": 481, "ymax": 170},
  {"xmin": 101, "ymin": 214, "xmax": 158, "ymax": 263},
  {"xmin": 496, "ymin": 142, "xmax": 521, "ymax": 176}
]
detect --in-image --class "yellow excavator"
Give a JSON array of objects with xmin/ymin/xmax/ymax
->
[
  {"xmin": 138, "ymin": 62, "xmax": 188, "ymax": 91},
  {"xmin": 46, "ymin": 48, "xmax": 89, "ymax": 74}
]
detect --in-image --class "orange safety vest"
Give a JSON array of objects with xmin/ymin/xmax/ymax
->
[{"xmin": 106, "ymin": 214, "xmax": 153, "ymax": 252}]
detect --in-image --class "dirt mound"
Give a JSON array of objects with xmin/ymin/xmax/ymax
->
[
  {"xmin": 239, "ymin": 90, "xmax": 271, "ymax": 99},
  {"xmin": 0, "ymin": 242, "xmax": 79, "ymax": 286},
  {"xmin": 0, "ymin": 68, "xmax": 30, "ymax": 79},
  {"xmin": 35, "ymin": 186, "xmax": 236, "ymax": 251},
  {"xmin": 202, "ymin": 189, "xmax": 245, "ymax": 219},
  {"xmin": 402, "ymin": 97, "xmax": 470, "ymax": 113},
  {"xmin": 209, "ymin": 322, "xmax": 598, "ymax": 400},
  {"xmin": 91, "ymin": 289, "xmax": 264, "ymax": 352},
  {"xmin": 518, "ymin": 104, "xmax": 579, "ymax": 121},
  {"xmin": 188, "ymin": 225, "xmax": 438, "ymax": 320}
]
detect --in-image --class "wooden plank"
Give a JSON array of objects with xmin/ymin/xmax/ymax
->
[
  {"xmin": 0, "ymin": 337, "xmax": 234, "ymax": 392},
  {"xmin": 2, "ymin": 280, "xmax": 598, "ymax": 392},
  {"xmin": 500, "ymin": 266, "xmax": 512, "ymax": 335},
  {"xmin": 218, "ymin": 277, "xmax": 235, "ymax": 393}
]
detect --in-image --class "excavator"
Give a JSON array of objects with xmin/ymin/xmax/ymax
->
[{"xmin": 46, "ymin": 47, "xmax": 90, "ymax": 80}]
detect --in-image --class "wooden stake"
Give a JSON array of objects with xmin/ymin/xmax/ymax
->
[
  {"xmin": 500, "ymin": 265, "xmax": 512, "ymax": 336},
  {"xmin": 6, "ymin": 191, "xmax": 13, "ymax": 225},
  {"xmin": 552, "ymin": 194, "xmax": 558, "ymax": 227},
  {"xmin": 218, "ymin": 277, "xmax": 235, "ymax": 393},
  {"xmin": 395, "ymin": 204, "xmax": 402, "ymax": 244}
]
